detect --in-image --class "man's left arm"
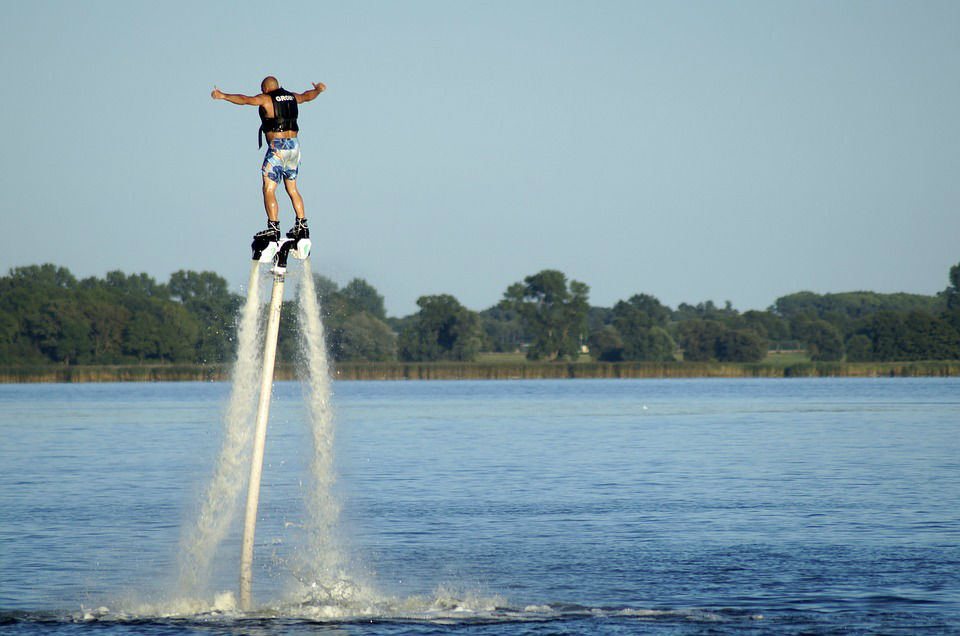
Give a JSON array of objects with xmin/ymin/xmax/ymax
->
[{"xmin": 296, "ymin": 82, "xmax": 326, "ymax": 104}]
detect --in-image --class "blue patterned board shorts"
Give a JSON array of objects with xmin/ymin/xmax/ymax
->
[{"xmin": 262, "ymin": 138, "xmax": 301, "ymax": 182}]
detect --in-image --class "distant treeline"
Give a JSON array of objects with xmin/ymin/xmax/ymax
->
[{"xmin": 1, "ymin": 261, "xmax": 959, "ymax": 368}]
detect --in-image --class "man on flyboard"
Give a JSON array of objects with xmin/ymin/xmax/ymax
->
[{"xmin": 211, "ymin": 77, "xmax": 326, "ymax": 244}]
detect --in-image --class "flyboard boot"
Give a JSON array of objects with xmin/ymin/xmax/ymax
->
[
  {"xmin": 258, "ymin": 218, "xmax": 312, "ymax": 275},
  {"xmin": 251, "ymin": 221, "xmax": 282, "ymax": 263},
  {"xmin": 284, "ymin": 217, "xmax": 312, "ymax": 261}
]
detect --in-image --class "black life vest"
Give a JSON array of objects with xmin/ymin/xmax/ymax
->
[{"xmin": 258, "ymin": 88, "xmax": 299, "ymax": 148}]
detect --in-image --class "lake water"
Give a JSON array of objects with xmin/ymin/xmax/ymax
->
[{"xmin": 1, "ymin": 377, "xmax": 959, "ymax": 634}]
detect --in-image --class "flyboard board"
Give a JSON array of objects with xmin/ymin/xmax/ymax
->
[{"xmin": 251, "ymin": 235, "xmax": 312, "ymax": 273}]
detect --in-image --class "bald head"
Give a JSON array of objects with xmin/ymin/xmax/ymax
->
[{"xmin": 261, "ymin": 76, "xmax": 279, "ymax": 93}]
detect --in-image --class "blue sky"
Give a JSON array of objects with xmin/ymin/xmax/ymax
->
[{"xmin": 2, "ymin": 1, "xmax": 957, "ymax": 317}]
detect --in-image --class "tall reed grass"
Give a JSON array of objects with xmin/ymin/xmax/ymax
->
[{"xmin": 1, "ymin": 360, "xmax": 957, "ymax": 383}]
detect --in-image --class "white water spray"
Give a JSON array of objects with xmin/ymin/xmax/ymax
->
[
  {"xmin": 177, "ymin": 263, "xmax": 263, "ymax": 596},
  {"xmin": 174, "ymin": 255, "xmax": 353, "ymax": 609},
  {"xmin": 122, "ymin": 259, "xmax": 512, "ymax": 619},
  {"xmin": 291, "ymin": 261, "xmax": 343, "ymax": 592}
]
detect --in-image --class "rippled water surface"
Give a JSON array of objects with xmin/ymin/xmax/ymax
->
[{"xmin": 1, "ymin": 378, "xmax": 959, "ymax": 634}]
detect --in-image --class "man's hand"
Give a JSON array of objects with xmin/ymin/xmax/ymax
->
[
  {"xmin": 211, "ymin": 86, "xmax": 224, "ymax": 100},
  {"xmin": 296, "ymin": 82, "xmax": 326, "ymax": 104}
]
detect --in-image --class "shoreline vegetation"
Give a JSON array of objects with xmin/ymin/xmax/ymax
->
[
  {"xmin": 3, "ymin": 357, "xmax": 958, "ymax": 383},
  {"xmin": 4, "ymin": 264, "xmax": 960, "ymax": 371}
]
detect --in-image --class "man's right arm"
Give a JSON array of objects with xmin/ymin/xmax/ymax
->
[{"xmin": 211, "ymin": 86, "xmax": 267, "ymax": 106}]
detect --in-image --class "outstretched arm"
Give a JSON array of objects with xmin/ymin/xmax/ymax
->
[
  {"xmin": 295, "ymin": 82, "xmax": 326, "ymax": 104},
  {"xmin": 211, "ymin": 86, "xmax": 268, "ymax": 106}
]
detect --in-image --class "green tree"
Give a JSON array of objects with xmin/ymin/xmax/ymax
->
[
  {"xmin": 736, "ymin": 310, "xmax": 791, "ymax": 349},
  {"xmin": 607, "ymin": 297, "xmax": 676, "ymax": 361},
  {"xmin": 941, "ymin": 261, "xmax": 960, "ymax": 332},
  {"xmin": 311, "ymin": 274, "xmax": 341, "ymax": 309},
  {"xmin": 0, "ymin": 309, "xmax": 17, "ymax": 348},
  {"xmin": 898, "ymin": 311, "xmax": 960, "ymax": 360},
  {"xmin": 7, "ymin": 264, "xmax": 77, "ymax": 290},
  {"xmin": 335, "ymin": 312, "xmax": 398, "ymax": 361},
  {"xmin": 168, "ymin": 270, "xmax": 229, "ymax": 304},
  {"xmin": 677, "ymin": 320, "xmax": 726, "ymax": 362},
  {"xmin": 642, "ymin": 326, "xmax": 677, "ymax": 362},
  {"xmin": 611, "ymin": 300, "xmax": 652, "ymax": 351},
  {"xmin": 479, "ymin": 305, "xmax": 528, "ymax": 353},
  {"xmin": 585, "ymin": 306, "xmax": 612, "ymax": 335},
  {"xmin": 398, "ymin": 294, "xmax": 482, "ymax": 361},
  {"xmin": 854, "ymin": 312, "xmax": 903, "ymax": 361},
  {"xmin": 82, "ymin": 297, "xmax": 130, "ymax": 362},
  {"xmin": 802, "ymin": 320, "xmax": 844, "ymax": 362},
  {"xmin": 0, "ymin": 309, "xmax": 19, "ymax": 363},
  {"xmin": 25, "ymin": 298, "xmax": 91, "ymax": 364},
  {"xmin": 716, "ymin": 328, "xmax": 767, "ymax": 362},
  {"xmin": 169, "ymin": 270, "xmax": 240, "ymax": 363},
  {"xmin": 946, "ymin": 263, "xmax": 960, "ymax": 308},
  {"xmin": 123, "ymin": 311, "xmax": 162, "ymax": 361},
  {"xmin": 121, "ymin": 298, "xmax": 199, "ymax": 362},
  {"xmin": 774, "ymin": 290, "xmax": 942, "ymax": 340},
  {"xmin": 104, "ymin": 270, "xmax": 169, "ymax": 300},
  {"xmin": 502, "ymin": 270, "xmax": 589, "ymax": 361},
  {"xmin": 0, "ymin": 266, "xmax": 204, "ymax": 364},
  {"xmin": 154, "ymin": 302, "xmax": 201, "ymax": 361},
  {"xmin": 844, "ymin": 334, "xmax": 874, "ymax": 362},
  {"xmin": 339, "ymin": 278, "xmax": 387, "ymax": 320},
  {"xmin": 588, "ymin": 325, "xmax": 624, "ymax": 362},
  {"xmin": 299, "ymin": 274, "xmax": 397, "ymax": 362},
  {"xmin": 625, "ymin": 294, "xmax": 671, "ymax": 327},
  {"xmin": 275, "ymin": 300, "xmax": 301, "ymax": 364},
  {"xmin": 0, "ymin": 265, "xmax": 80, "ymax": 363},
  {"xmin": 849, "ymin": 308, "xmax": 960, "ymax": 361},
  {"xmin": 673, "ymin": 300, "xmax": 738, "ymax": 324}
]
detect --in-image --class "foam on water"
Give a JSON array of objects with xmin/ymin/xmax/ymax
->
[{"xmin": 69, "ymin": 591, "xmax": 766, "ymax": 629}]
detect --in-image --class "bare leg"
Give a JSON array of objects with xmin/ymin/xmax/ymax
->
[
  {"xmin": 262, "ymin": 176, "xmax": 280, "ymax": 222},
  {"xmin": 284, "ymin": 178, "xmax": 306, "ymax": 220}
]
